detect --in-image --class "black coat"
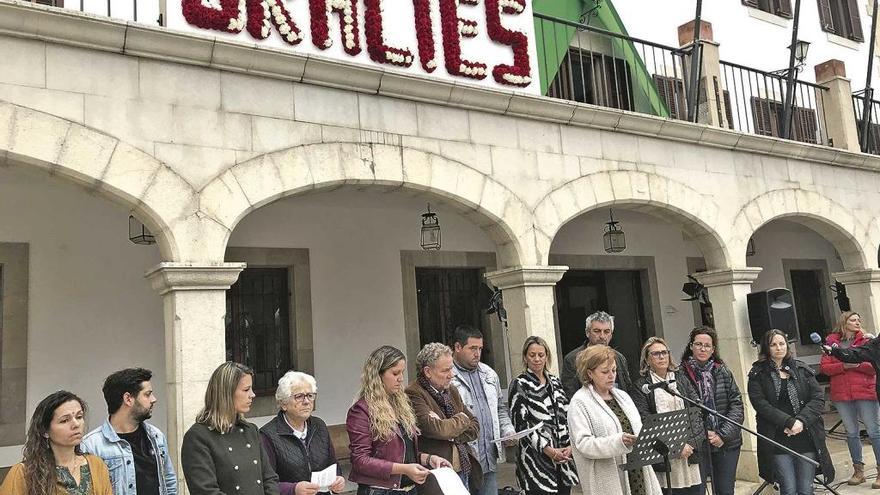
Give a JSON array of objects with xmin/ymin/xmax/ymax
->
[
  {"xmin": 259, "ymin": 413, "xmax": 339, "ymax": 494},
  {"xmin": 630, "ymin": 369, "xmax": 704, "ymax": 471},
  {"xmin": 747, "ymin": 359, "xmax": 835, "ymax": 485},
  {"xmin": 830, "ymin": 336, "xmax": 880, "ymax": 399},
  {"xmin": 680, "ymin": 360, "xmax": 744, "ymax": 451}
]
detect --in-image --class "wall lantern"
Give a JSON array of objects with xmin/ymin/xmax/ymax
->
[
  {"xmin": 603, "ymin": 209, "xmax": 626, "ymax": 253},
  {"xmin": 790, "ymin": 39, "xmax": 811, "ymax": 69},
  {"xmin": 420, "ymin": 204, "xmax": 441, "ymax": 250},
  {"xmin": 129, "ymin": 215, "xmax": 156, "ymax": 245},
  {"xmin": 746, "ymin": 237, "xmax": 757, "ymax": 257}
]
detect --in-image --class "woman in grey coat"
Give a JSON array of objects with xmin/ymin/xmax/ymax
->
[{"xmin": 181, "ymin": 362, "xmax": 280, "ymax": 495}]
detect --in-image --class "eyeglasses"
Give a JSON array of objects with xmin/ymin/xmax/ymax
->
[
  {"xmin": 292, "ymin": 393, "xmax": 317, "ymax": 403},
  {"xmin": 649, "ymin": 350, "xmax": 669, "ymax": 358},
  {"xmin": 691, "ymin": 342, "xmax": 714, "ymax": 350}
]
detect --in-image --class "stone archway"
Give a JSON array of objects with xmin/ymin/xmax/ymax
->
[
  {"xmin": 0, "ymin": 101, "xmax": 184, "ymax": 260},
  {"xmin": 198, "ymin": 142, "xmax": 533, "ymax": 268},
  {"xmin": 730, "ymin": 189, "xmax": 870, "ymax": 270},
  {"xmin": 533, "ymin": 170, "xmax": 731, "ymax": 270}
]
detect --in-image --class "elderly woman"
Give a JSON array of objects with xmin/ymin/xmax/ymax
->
[
  {"xmin": 748, "ymin": 330, "xmax": 834, "ymax": 495},
  {"xmin": 406, "ymin": 342, "xmax": 480, "ymax": 493},
  {"xmin": 260, "ymin": 371, "xmax": 345, "ymax": 495},
  {"xmin": 568, "ymin": 344, "xmax": 662, "ymax": 495},
  {"xmin": 630, "ymin": 337, "xmax": 703, "ymax": 495},
  {"xmin": 509, "ymin": 336, "xmax": 579, "ymax": 495}
]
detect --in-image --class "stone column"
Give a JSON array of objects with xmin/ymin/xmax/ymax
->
[
  {"xmin": 145, "ymin": 262, "xmax": 246, "ymax": 479},
  {"xmin": 484, "ymin": 266, "xmax": 568, "ymax": 376},
  {"xmin": 692, "ymin": 267, "xmax": 763, "ymax": 482},
  {"xmin": 833, "ymin": 269, "xmax": 880, "ymax": 331},
  {"xmin": 678, "ymin": 19, "xmax": 728, "ymax": 127},
  {"xmin": 814, "ymin": 59, "xmax": 861, "ymax": 151}
]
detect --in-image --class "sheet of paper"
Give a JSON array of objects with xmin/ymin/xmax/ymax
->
[
  {"xmin": 430, "ymin": 467, "xmax": 470, "ymax": 495},
  {"xmin": 310, "ymin": 463, "xmax": 337, "ymax": 491},
  {"xmin": 493, "ymin": 422, "xmax": 543, "ymax": 444}
]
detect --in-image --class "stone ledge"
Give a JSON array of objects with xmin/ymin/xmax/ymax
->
[{"xmin": 3, "ymin": 0, "xmax": 880, "ymax": 172}]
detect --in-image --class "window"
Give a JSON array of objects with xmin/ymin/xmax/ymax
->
[
  {"xmin": 29, "ymin": 0, "xmax": 63, "ymax": 5},
  {"xmin": 750, "ymin": 96, "xmax": 819, "ymax": 144},
  {"xmin": 742, "ymin": 0, "xmax": 793, "ymax": 18},
  {"xmin": 789, "ymin": 269, "xmax": 830, "ymax": 345},
  {"xmin": 225, "ymin": 267, "xmax": 292, "ymax": 395},
  {"xmin": 653, "ymin": 75, "xmax": 687, "ymax": 120},
  {"xmin": 817, "ymin": 0, "xmax": 864, "ymax": 41},
  {"xmin": 548, "ymin": 49, "xmax": 634, "ymax": 111}
]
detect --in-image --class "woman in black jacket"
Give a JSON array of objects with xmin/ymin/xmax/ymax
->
[
  {"xmin": 631, "ymin": 337, "xmax": 703, "ymax": 495},
  {"xmin": 679, "ymin": 327, "xmax": 743, "ymax": 495},
  {"xmin": 747, "ymin": 330, "xmax": 834, "ymax": 495},
  {"xmin": 260, "ymin": 371, "xmax": 344, "ymax": 495}
]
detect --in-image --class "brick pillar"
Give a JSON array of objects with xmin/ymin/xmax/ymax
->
[
  {"xmin": 678, "ymin": 19, "xmax": 728, "ymax": 127},
  {"xmin": 814, "ymin": 59, "xmax": 861, "ymax": 151}
]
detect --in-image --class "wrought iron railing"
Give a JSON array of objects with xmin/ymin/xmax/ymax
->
[
  {"xmin": 852, "ymin": 90, "xmax": 880, "ymax": 155},
  {"xmin": 534, "ymin": 12, "xmax": 699, "ymax": 121},
  {"xmin": 719, "ymin": 61, "xmax": 830, "ymax": 146},
  {"xmin": 22, "ymin": 0, "xmax": 162, "ymax": 25}
]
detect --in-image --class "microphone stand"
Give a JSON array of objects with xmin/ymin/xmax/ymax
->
[{"xmin": 653, "ymin": 382, "xmax": 840, "ymax": 495}]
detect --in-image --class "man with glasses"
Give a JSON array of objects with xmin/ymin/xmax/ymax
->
[
  {"xmin": 260, "ymin": 371, "xmax": 345, "ymax": 495},
  {"xmin": 561, "ymin": 311, "xmax": 633, "ymax": 398}
]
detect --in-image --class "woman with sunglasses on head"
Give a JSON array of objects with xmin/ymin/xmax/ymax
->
[
  {"xmin": 631, "ymin": 338, "xmax": 703, "ymax": 495},
  {"xmin": 748, "ymin": 330, "xmax": 834, "ymax": 495},
  {"xmin": 1, "ymin": 390, "xmax": 112, "ymax": 495},
  {"xmin": 260, "ymin": 371, "xmax": 345, "ymax": 495},
  {"xmin": 679, "ymin": 327, "xmax": 743, "ymax": 495}
]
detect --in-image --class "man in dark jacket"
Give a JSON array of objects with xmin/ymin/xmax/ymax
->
[{"xmin": 561, "ymin": 311, "xmax": 633, "ymax": 398}]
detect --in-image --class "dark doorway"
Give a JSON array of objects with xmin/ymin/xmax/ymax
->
[
  {"xmin": 790, "ymin": 268, "xmax": 829, "ymax": 344},
  {"xmin": 555, "ymin": 269, "xmax": 649, "ymax": 379},
  {"xmin": 415, "ymin": 267, "xmax": 493, "ymax": 369}
]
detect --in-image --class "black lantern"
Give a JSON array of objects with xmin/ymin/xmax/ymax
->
[
  {"xmin": 746, "ymin": 237, "xmax": 757, "ymax": 257},
  {"xmin": 420, "ymin": 204, "xmax": 441, "ymax": 250},
  {"xmin": 603, "ymin": 209, "xmax": 625, "ymax": 253},
  {"xmin": 129, "ymin": 215, "xmax": 156, "ymax": 245}
]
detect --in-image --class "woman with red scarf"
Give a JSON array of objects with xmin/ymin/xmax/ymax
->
[{"xmin": 820, "ymin": 311, "xmax": 880, "ymax": 486}]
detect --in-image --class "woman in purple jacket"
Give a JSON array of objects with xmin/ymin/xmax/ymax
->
[{"xmin": 347, "ymin": 346, "xmax": 451, "ymax": 495}]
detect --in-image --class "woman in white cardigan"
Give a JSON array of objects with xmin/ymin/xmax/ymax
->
[{"xmin": 568, "ymin": 344, "xmax": 662, "ymax": 495}]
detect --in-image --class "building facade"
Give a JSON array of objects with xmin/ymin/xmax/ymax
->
[{"xmin": 4, "ymin": 0, "xmax": 880, "ymax": 485}]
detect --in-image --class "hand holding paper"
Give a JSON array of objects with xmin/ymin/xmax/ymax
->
[
  {"xmin": 310, "ymin": 464, "xmax": 338, "ymax": 492},
  {"xmin": 493, "ymin": 422, "xmax": 543, "ymax": 444},
  {"xmin": 430, "ymin": 467, "xmax": 470, "ymax": 495}
]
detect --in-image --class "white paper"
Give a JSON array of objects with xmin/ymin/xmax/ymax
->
[
  {"xmin": 493, "ymin": 422, "xmax": 543, "ymax": 444},
  {"xmin": 310, "ymin": 463, "xmax": 337, "ymax": 491},
  {"xmin": 430, "ymin": 467, "xmax": 470, "ymax": 495}
]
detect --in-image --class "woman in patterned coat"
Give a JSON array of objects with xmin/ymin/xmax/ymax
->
[{"xmin": 509, "ymin": 336, "xmax": 579, "ymax": 495}]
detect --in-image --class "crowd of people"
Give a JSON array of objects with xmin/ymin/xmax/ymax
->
[{"xmin": 3, "ymin": 311, "xmax": 880, "ymax": 495}]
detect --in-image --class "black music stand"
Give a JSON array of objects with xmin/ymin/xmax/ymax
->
[{"xmin": 621, "ymin": 407, "xmax": 702, "ymax": 491}]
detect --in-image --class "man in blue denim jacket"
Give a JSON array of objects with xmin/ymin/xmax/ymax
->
[{"xmin": 81, "ymin": 368, "xmax": 177, "ymax": 495}]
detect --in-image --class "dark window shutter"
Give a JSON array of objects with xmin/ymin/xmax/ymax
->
[
  {"xmin": 791, "ymin": 107, "xmax": 818, "ymax": 143},
  {"xmin": 846, "ymin": 0, "xmax": 864, "ymax": 40},
  {"xmin": 742, "ymin": 0, "xmax": 760, "ymax": 6},
  {"xmin": 818, "ymin": 0, "xmax": 836, "ymax": 32},
  {"xmin": 723, "ymin": 90, "xmax": 735, "ymax": 130},
  {"xmin": 751, "ymin": 97, "xmax": 782, "ymax": 137},
  {"xmin": 33, "ymin": 0, "xmax": 63, "ymax": 5},
  {"xmin": 775, "ymin": 0, "xmax": 793, "ymax": 17},
  {"xmin": 653, "ymin": 75, "xmax": 687, "ymax": 120}
]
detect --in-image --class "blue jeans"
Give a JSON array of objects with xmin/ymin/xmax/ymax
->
[
  {"xmin": 478, "ymin": 470, "xmax": 497, "ymax": 495},
  {"xmin": 356, "ymin": 486, "xmax": 413, "ymax": 495},
  {"xmin": 834, "ymin": 400, "xmax": 880, "ymax": 465},
  {"xmin": 698, "ymin": 445, "xmax": 739, "ymax": 495},
  {"xmin": 773, "ymin": 452, "xmax": 816, "ymax": 495}
]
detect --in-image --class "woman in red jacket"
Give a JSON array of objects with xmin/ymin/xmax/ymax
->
[{"xmin": 820, "ymin": 311, "xmax": 880, "ymax": 487}]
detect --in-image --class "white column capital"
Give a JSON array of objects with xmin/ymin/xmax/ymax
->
[
  {"xmin": 833, "ymin": 269, "xmax": 880, "ymax": 285},
  {"xmin": 484, "ymin": 265, "xmax": 569, "ymax": 289},
  {"xmin": 145, "ymin": 262, "xmax": 247, "ymax": 295},
  {"xmin": 692, "ymin": 267, "xmax": 762, "ymax": 288}
]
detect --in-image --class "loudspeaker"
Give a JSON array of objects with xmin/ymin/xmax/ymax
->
[{"xmin": 747, "ymin": 288, "xmax": 799, "ymax": 344}]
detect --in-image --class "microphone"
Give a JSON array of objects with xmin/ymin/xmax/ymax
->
[
  {"xmin": 641, "ymin": 379, "xmax": 674, "ymax": 394},
  {"xmin": 810, "ymin": 332, "xmax": 836, "ymax": 354}
]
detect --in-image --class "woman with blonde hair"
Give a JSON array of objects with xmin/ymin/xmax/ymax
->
[
  {"xmin": 181, "ymin": 362, "xmax": 279, "ymax": 495},
  {"xmin": 819, "ymin": 311, "xmax": 880, "ymax": 486},
  {"xmin": 346, "ymin": 345, "xmax": 450, "ymax": 495},
  {"xmin": 568, "ymin": 345, "xmax": 661, "ymax": 495},
  {"xmin": 509, "ymin": 336, "xmax": 579, "ymax": 495},
  {"xmin": 630, "ymin": 337, "xmax": 703, "ymax": 495}
]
